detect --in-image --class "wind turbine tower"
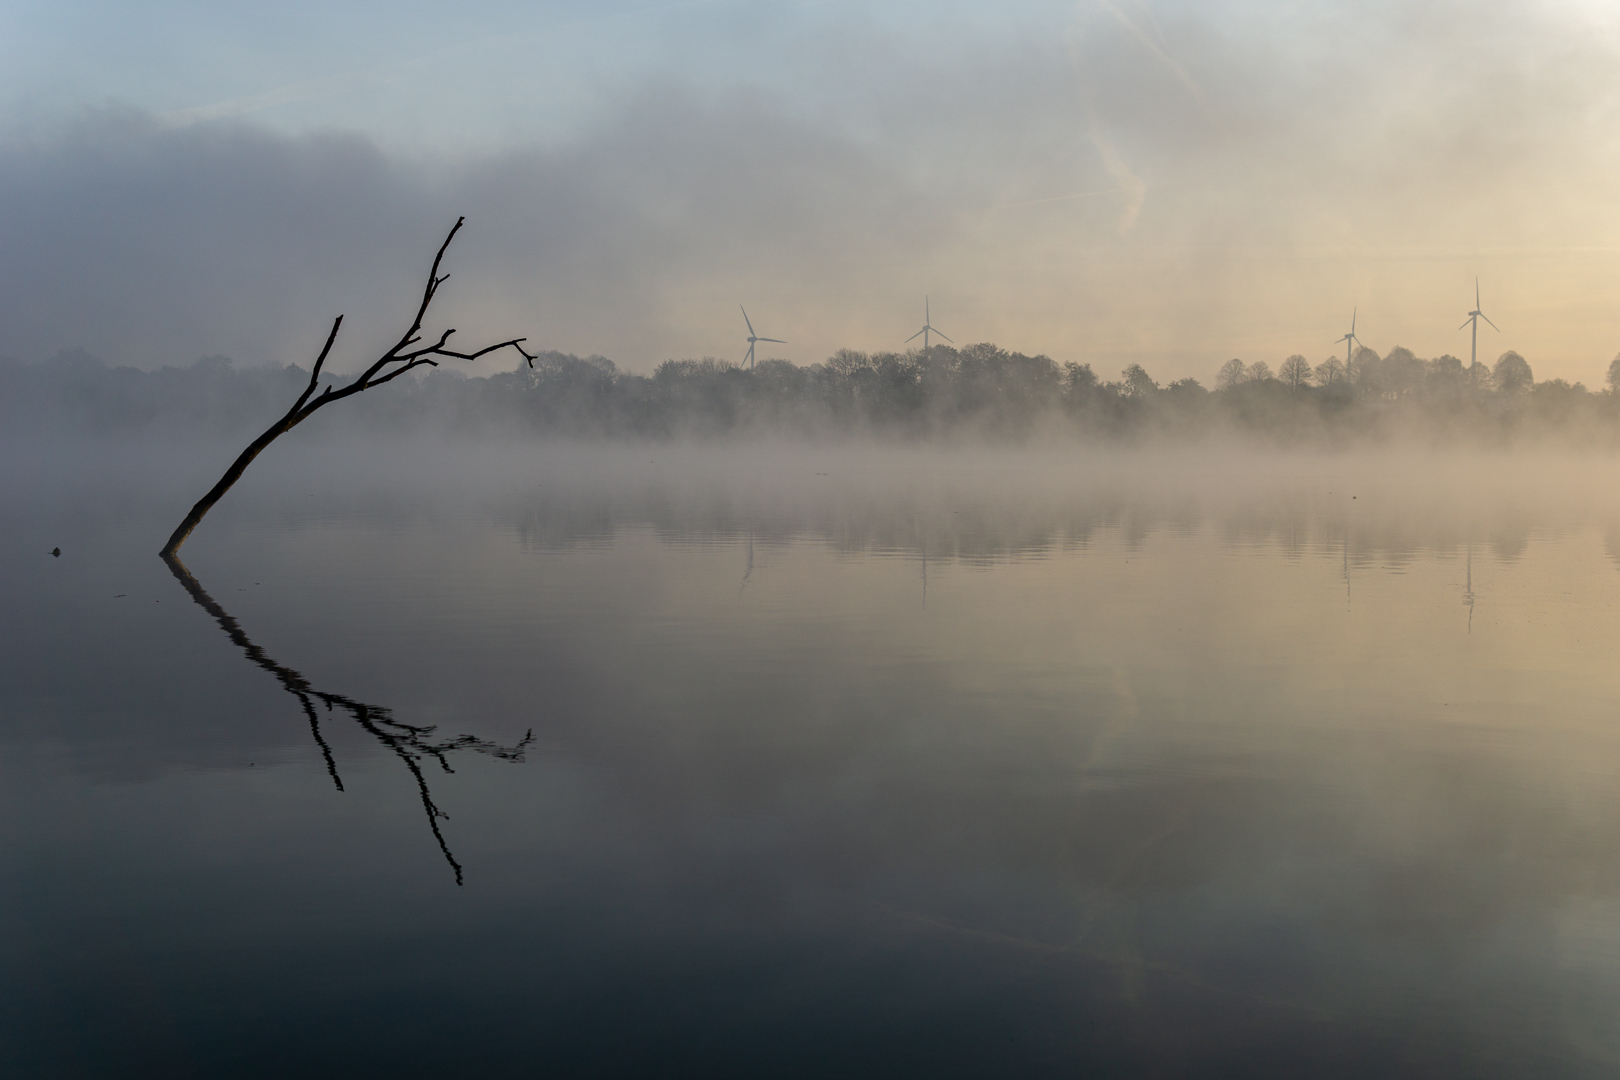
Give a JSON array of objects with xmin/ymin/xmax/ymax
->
[
  {"xmin": 1458, "ymin": 278, "xmax": 1498, "ymax": 371},
  {"xmin": 1336, "ymin": 308, "xmax": 1363, "ymax": 379},
  {"xmin": 906, "ymin": 297, "xmax": 953, "ymax": 352},
  {"xmin": 740, "ymin": 306, "xmax": 785, "ymax": 370}
]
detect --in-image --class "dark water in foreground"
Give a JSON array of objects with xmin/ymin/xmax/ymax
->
[{"xmin": 6, "ymin": 441, "xmax": 1620, "ymax": 1077}]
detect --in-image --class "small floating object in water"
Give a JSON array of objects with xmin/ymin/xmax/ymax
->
[
  {"xmin": 50, "ymin": 547, "xmax": 60, "ymax": 557},
  {"xmin": 114, "ymin": 594, "xmax": 125, "ymax": 598}
]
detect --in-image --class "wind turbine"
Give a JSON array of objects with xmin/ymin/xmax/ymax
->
[
  {"xmin": 1336, "ymin": 308, "xmax": 1363, "ymax": 378},
  {"xmin": 740, "ymin": 306, "xmax": 784, "ymax": 370},
  {"xmin": 905, "ymin": 297, "xmax": 953, "ymax": 351},
  {"xmin": 1463, "ymin": 539, "xmax": 1475, "ymax": 634},
  {"xmin": 1458, "ymin": 278, "xmax": 1498, "ymax": 371}
]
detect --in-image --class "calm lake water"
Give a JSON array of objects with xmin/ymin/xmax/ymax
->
[{"xmin": 6, "ymin": 440, "xmax": 1620, "ymax": 1077}]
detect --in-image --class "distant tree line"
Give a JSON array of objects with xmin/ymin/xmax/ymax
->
[{"xmin": 7, "ymin": 341, "xmax": 1620, "ymax": 445}]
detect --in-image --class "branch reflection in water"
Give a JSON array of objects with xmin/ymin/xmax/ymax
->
[{"xmin": 161, "ymin": 553, "xmax": 533, "ymax": 885}]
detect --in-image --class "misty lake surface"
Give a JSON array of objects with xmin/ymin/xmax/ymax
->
[{"xmin": 7, "ymin": 440, "xmax": 1620, "ymax": 1078}]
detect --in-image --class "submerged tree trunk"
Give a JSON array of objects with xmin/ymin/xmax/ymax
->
[{"xmin": 160, "ymin": 217, "xmax": 534, "ymax": 558}]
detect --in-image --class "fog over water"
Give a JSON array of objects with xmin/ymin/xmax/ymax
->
[
  {"xmin": 7, "ymin": 345, "xmax": 1620, "ymax": 448},
  {"xmin": 10, "ymin": 0, "xmax": 1620, "ymax": 1074},
  {"xmin": 8, "ymin": 433, "xmax": 1620, "ymax": 1074}
]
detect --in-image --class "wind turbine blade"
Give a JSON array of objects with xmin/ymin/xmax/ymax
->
[
  {"xmin": 1481, "ymin": 314, "xmax": 1499, "ymax": 331},
  {"xmin": 934, "ymin": 330, "xmax": 954, "ymax": 343},
  {"xmin": 1458, "ymin": 316, "xmax": 1473, "ymax": 331},
  {"xmin": 759, "ymin": 337, "xmax": 786, "ymax": 344},
  {"xmin": 905, "ymin": 328, "xmax": 925, "ymax": 343},
  {"xmin": 740, "ymin": 305, "xmax": 756, "ymax": 336},
  {"xmin": 1351, "ymin": 307, "xmax": 1356, "ymax": 333},
  {"xmin": 1475, "ymin": 277, "xmax": 1480, "ymax": 307}
]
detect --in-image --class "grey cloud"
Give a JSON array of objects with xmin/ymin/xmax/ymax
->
[
  {"xmin": 0, "ymin": 92, "xmax": 954, "ymax": 373},
  {"xmin": 3, "ymin": 1, "xmax": 1619, "ymax": 380}
]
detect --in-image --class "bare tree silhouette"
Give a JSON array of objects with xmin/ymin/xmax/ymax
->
[
  {"xmin": 161, "ymin": 217, "xmax": 535, "ymax": 558},
  {"xmin": 1279, "ymin": 355, "xmax": 1312, "ymax": 391},
  {"xmin": 162, "ymin": 553, "xmax": 533, "ymax": 884},
  {"xmin": 1216, "ymin": 358, "xmax": 1246, "ymax": 390}
]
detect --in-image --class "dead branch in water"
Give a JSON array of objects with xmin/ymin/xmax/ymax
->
[{"xmin": 160, "ymin": 217, "xmax": 534, "ymax": 558}]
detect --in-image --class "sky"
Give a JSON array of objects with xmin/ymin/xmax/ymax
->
[{"xmin": 3, "ymin": 0, "xmax": 1620, "ymax": 383}]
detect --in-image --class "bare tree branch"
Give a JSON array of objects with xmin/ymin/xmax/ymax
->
[{"xmin": 160, "ymin": 217, "xmax": 532, "ymax": 558}]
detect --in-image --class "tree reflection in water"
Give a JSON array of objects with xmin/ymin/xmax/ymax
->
[{"xmin": 162, "ymin": 553, "xmax": 532, "ymax": 885}]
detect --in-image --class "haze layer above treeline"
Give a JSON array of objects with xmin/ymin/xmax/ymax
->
[{"xmin": 6, "ymin": 342, "xmax": 1617, "ymax": 446}]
